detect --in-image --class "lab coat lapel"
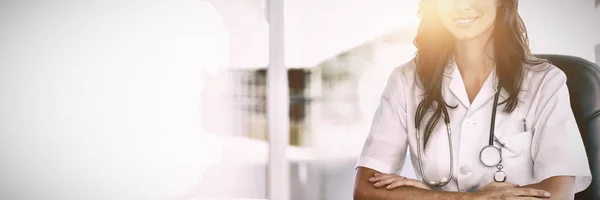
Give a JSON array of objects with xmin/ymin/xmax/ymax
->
[
  {"xmin": 467, "ymin": 69, "xmax": 498, "ymax": 116},
  {"xmin": 467, "ymin": 67, "xmax": 531, "ymax": 116},
  {"xmin": 446, "ymin": 63, "xmax": 471, "ymax": 108}
]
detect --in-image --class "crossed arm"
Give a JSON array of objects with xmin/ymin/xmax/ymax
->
[
  {"xmin": 354, "ymin": 167, "xmax": 575, "ymax": 200},
  {"xmin": 521, "ymin": 176, "xmax": 575, "ymax": 200}
]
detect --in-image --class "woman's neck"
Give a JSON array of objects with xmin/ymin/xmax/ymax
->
[
  {"xmin": 455, "ymin": 37, "xmax": 495, "ymax": 80},
  {"xmin": 454, "ymin": 35, "xmax": 497, "ymax": 103}
]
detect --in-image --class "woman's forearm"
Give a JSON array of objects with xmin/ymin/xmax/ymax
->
[
  {"xmin": 354, "ymin": 167, "xmax": 475, "ymax": 200},
  {"xmin": 520, "ymin": 176, "xmax": 575, "ymax": 200},
  {"xmin": 354, "ymin": 185, "xmax": 474, "ymax": 200}
]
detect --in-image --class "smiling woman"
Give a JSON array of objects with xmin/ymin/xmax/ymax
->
[{"xmin": 353, "ymin": 0, "xmax": 592, "ymax": 199}]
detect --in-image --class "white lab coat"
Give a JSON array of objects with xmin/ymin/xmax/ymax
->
[{"xmin": 356, "ymin": 60, "xmax": 592, "ymax": 192}]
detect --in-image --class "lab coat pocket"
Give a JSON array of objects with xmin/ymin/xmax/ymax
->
[{"xmin": 499, "ymin": 131, "xmax": 533, "ymax": 158}]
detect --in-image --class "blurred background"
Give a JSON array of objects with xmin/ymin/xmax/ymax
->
[{"xmin": 0, "ymin": 0, "xmax": 598, "ymax": 200}]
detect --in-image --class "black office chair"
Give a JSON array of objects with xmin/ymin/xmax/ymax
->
[{"xmin": 535, "ymin": 54, "xmax": 600, "ymax": 200}]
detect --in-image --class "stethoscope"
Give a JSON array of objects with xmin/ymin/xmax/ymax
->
[{"xmin": 415, "ymin": 85, "xmax": 506, "ymax": 188}]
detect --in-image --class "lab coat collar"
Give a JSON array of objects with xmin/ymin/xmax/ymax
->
[
  {"xmin": 469, "ymin": 68, "xmax": 531, "ymax": 115},
  {"xmin": 445, "ymin": 62, "xmax": 471, "ymax": 108},
  {"xmin": 468, "ymin": 68, "xmax": 500, "ymax": 114},
  {"xmin": 444, "ymin": 60, "xmax": 531, "ymax": 113}
]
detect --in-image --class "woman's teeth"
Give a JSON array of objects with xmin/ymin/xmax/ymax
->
[{"xmin": 455, "ymin": 18, "xmax": 476, "ymax": 24}]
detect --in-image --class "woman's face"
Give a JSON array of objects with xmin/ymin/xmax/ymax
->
[{"xmin": 436, "ymin": 0, "xmax": 499, "ymax": 41}]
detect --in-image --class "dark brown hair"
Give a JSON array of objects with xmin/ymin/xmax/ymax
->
[{"xmin": 413, "ymin": 0, "xmax": 545, "ymax": 148}]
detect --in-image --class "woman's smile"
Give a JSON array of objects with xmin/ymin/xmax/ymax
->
[{"xmin": 453, "ymin": 16, "xmax": 479, "ymax": 27}]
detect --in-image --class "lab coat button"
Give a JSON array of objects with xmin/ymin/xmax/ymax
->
[
  {"xmin": 463, "ymin": 119, "xmax": 475, "ymax": 128},
  {"xmin": 460, "ymin": 166, "xmax": 471, "ymax": 175}
]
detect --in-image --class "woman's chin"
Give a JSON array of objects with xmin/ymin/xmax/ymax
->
[{"xmin": 452, "ymin": 33, "xmax": 481, "ymax": 41}]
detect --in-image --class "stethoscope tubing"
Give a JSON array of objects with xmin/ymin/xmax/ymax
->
[{"xmin": 416, "ymin": 85, "xmax": 502, "ymax": 188}]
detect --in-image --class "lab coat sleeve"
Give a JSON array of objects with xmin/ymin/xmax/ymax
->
[
  {"xmin": 355, "ymin": 67, "xmax": 409, "ymax": 174},
  {"xmin": 531, "ymin": 69, "xmax": 592, "ymax": 193}
]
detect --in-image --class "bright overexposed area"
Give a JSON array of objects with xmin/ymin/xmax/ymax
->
[{"xmin": 0, "ymin": 0, "xmax": 598, "ymax": 200}]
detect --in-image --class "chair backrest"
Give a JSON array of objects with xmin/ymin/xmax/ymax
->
[{"xmin": 535, "ymin": 54, "xmax": 600, "ymax": 200}]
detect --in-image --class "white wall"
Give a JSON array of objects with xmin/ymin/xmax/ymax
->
[
  {"xmin": 596, "ymin": 6, "xmax": 600, "ymax": 64},
  {"xmin": 520, "ymin": 0, "xmax": 598, "ymax": 62},
  {"xmin": 0, "ymin": 1, "xmax": 240, "ymax": 199},
  {"xmin": 596, "ymin": 44, "xmax": 600, "ymax": 64}
]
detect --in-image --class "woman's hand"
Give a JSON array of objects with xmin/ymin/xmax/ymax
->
[
  {"xmin": 368, "ymin": 173, "xmax": 431, "ymax": 190},
  {"xmin": 473, "ymin": 182, "xmax": 552, "ymax": 200}
]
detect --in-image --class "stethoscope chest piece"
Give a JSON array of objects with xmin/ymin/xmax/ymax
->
[
  {"xmin": 479, "ymin": 145, "xmax": 502, "ymax": 167},
  {"xmin": 480, "ymin": 145, "xmax": 507, "ymax": 182}
]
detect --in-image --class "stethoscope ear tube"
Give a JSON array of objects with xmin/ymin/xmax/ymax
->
[
  {"xmin": 415, "ymin": 100, "xmax": 454, "ymax": 188},
  {"xmin": 481, "ymin": 86, "xmax": 503, "ymax": 166},
  {"xmin": 415, "ymin": 85, "xmax": 505, "ymax": 187},
  {"xmin": 416, "ymin": 126, "xmax": 454, "ymax": 187},
  {"xmin": 488, "ymin": 85, "xmax": 502, "ymax": 146}
]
